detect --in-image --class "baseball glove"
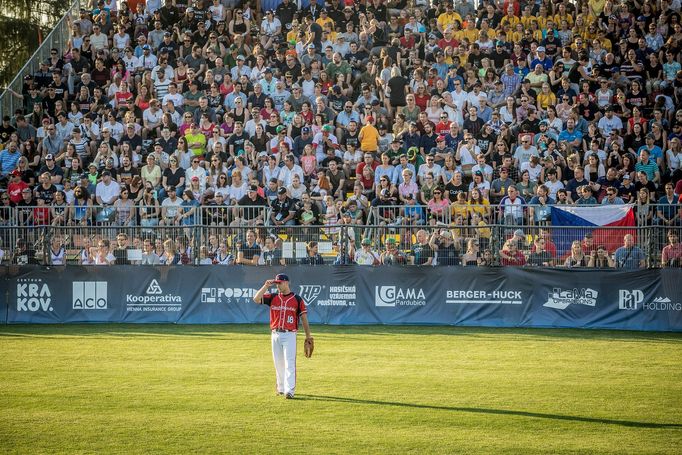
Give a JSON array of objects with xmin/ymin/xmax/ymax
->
[{"xmin": 304, "ymin": 337, "xmax": 314, "ymax": 358}]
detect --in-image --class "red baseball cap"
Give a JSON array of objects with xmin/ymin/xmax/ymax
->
[{"xmin": 273, "ymin": 273, "xmax": 289, "ymax": 283}]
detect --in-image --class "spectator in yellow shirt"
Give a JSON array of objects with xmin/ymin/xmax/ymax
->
[
  {"xmin": 184, "ymin": 123, "xmax": 207, "ymax": 158},
  {"xmin": 316, "ymin": 9, "xmax": 334, "ymax": 30},
  {"xmin": 554, "ymin": 3, "xmax": 574, "ymax": 28},
  {"xmin": 437, "ymin": 4, "xmax": 462, "ymax": 34},
  {"xmin": 500, "ymin": 6, "xmax": 520, "ymax": 30},
  {"xmin": 359, "ymin": 116, "xmax": 380, "ymax": 154}
]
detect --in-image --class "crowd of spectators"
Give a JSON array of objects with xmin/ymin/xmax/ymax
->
[{"xmin": 1, "ymin": 0, "xmax": 682, "ymax": 267}]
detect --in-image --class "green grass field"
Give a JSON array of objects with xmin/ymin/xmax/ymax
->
[{"xmin": 0, "ymin": 325, "xmax": 680, "ymax": 454}]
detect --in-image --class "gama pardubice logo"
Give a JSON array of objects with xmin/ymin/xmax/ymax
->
[
  {"xmin": 125, "ymin": 279, "xmax": 182, "ymax": 312},
  {"xmin": 375, "ymin": 285, "xmax": 426, "ymax": 307}
]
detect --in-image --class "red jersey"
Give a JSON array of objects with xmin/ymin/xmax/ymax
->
[
  {"xmin": 263, "ymin": 292, "xmax": 306, "ymax": 331},
  {"xmin": 8, "ymin": 180, "xmax": 28, "ymax": 203}
]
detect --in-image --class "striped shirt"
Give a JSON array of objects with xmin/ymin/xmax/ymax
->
[{"xmin": 635, "ymin": 161, "xmax": 659, "ymax": 181}]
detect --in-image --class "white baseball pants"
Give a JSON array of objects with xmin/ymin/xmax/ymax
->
[{"xmin": 271, "ymin": 330, "xmax": 297, "ymax": 395}]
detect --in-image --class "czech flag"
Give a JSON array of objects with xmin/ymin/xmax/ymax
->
[{"xmin": 550, "ymin": 205, "xmax": 636, "ymax": 255}]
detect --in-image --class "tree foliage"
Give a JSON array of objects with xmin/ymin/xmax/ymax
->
[{"xmin": 0, "ymin": 0, "xmax": 69, "ymax": 85}]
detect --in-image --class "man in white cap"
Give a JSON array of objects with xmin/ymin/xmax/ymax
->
[{"xmin": 530, "ymin": 46, "xmax": 553, "ymax": 71}]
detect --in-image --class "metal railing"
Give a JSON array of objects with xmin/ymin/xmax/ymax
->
[
  {"xmin": 1, "ymin": 223, "xmax": 679, "ymax": 269},
  {"xmin": 0, "ymin": 0, "xmax": 81, "ymax": 118},
  {"xmin": 367, "ymin": 202, "xmax": 682, "ymax": 227}
]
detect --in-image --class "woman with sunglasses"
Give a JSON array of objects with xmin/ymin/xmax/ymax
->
[
  {"xmin": 139, "ymin": 183, "xmax": 160, "ymax": 230},
  {"xmin": 114, "ymin": 186, "xmax": 136, "ymax": 226},
  {"xmin": 160, "ymin": 156, "xmax": 186, "ymax": 200},
  {"xmin": 229, "ymin": 97, "xmax": 249, "ymax": 124},
  {"xmin": 206, "ymin": 156, "xmax": 227, "ymax": 189},
  {"xmin": 228, "ymin": 8, "xmax": 250, "ymax": 42}
]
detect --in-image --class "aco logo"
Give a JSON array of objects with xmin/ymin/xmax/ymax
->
[{"xmin": 73, "ymin": 281, "xmax": 108, "ymax": 310}]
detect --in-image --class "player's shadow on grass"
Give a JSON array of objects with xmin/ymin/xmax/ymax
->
[{"xmin": 296, "ymin": 394, "xmax": 682, "ymax": 429}]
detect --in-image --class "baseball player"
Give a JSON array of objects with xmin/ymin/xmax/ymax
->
[{"xmin": 253, "ymin": 273, "xmax": 314, "ymax": 399}]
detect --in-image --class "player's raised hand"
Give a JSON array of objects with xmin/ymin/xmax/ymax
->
[{"xmin": 264, "ymin": 279, "xmax": 275, "ymax": 287}]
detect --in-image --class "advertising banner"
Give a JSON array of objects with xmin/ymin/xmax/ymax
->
[{"xmin": 1, "ymin": 266, "xmax": 681, "ymax": 332}]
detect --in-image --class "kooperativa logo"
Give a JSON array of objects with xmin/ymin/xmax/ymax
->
[{"xmin": 16, "ymin": 278, "xmax": 52, "ymax": 312}]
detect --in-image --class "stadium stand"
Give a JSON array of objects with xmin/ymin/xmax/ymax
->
[{"xmin": 0, "ymin": 0, "xmax": 681, "ymax": 268}]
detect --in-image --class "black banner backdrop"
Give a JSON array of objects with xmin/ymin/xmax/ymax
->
[{"xmin": 1, "ymin": 266, "xmax": 681, "ymax": 331}]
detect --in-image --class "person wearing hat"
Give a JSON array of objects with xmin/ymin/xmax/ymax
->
[
  {"xmin": 352, "ymin": 237, "xmax": 379, "ymax": 266},
  {"xmin": 95, "ymin": 167, "xmax": 121, "ymax": 207},
  {"xmin": 530, "ymin": 46, "xmax": 553, "ymax": 72},
  {"xmin": 7, "ymin": 168, "xmax": 28, "ymax": 204},
  {"xmin": 38, "ymin": 152, "xmax": 65, "ymax": 187},
  {"xmin": 269, "ymin": 186, "xmax": 297, "ymax": 226},
  {"xmin": 380, "ymin": 237, "xmax": 407, "ymax": 265},
  {"xmin": 235, "ymin": 184, "xmax": 268, "ymax": 226},
  {"xmin": 311, "ymin": 124, "xmax": 340, "ymax": 162},
  {"xmin": 253, "ymin": 273, "xmax": 314, "ymax": 399}
]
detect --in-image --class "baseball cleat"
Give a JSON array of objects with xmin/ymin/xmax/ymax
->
[{"xmin": 285, "ymin": 393, "xmax": 294, "ymax": 399}]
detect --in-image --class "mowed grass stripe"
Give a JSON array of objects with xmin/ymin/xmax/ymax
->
[{"xmin": 0, "ymin": 325, "xmax": 680, "ymax": 454}]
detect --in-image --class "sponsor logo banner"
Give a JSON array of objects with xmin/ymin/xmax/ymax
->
[
  {"xmin": 73, "ymin": 281, "xmax": 108, "ymax": 310},
  {"xmin": 446, "ymin": 290, "xmax": 522, "ymax": 305},
  {"xmin": 126, "ymin": 279, "xmax": 182, "ymax": 312},
  {"xmin": 299, "ymin": 285, "xmax": 357, "ymax": 306},
  {"xmin": 618, "ymin": 290, "xmax": 644, "ymax": 310},
  {"xmin": 16, "ymin": 278, "xmax": 52, "ymax": 312},
  {"xmin": 643, "ymin": 297, "xmax": 682, "ymax": 311},
  {"xmin": 200, "ymin": 286, "xmax": 257, "ymax": 304},
  {"xmin": 544, "ymin": 288, "xmax": 598, "ymax": 310},
  {"xmin": 375, "ymin": 286, "xmax": 426, "ymax": 307}
]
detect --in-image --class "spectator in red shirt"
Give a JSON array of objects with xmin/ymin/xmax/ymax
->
[
  {"xmin": 581, "ymin": 232, "xmax": 597, "ymax": 256},
  {"xmin": 500, "ymin": 239, "xmax": 526, "ymax": 265},
  {"xmin": 7, "ymin": 170, "xmax": 28, "ymax": 204},
  {"xmin": 355, "ymin": 152, "xmax": 379, "ymax": 177},
  {"xmin": 438, "ymin": 29, "xmax": 459, "ymax": 50},
  {"xmin": 662, "ymin": 230, "xmax": 682, "ymax": 267}
]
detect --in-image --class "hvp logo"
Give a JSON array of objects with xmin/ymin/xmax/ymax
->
[
  {"xmin": 17, "ymin": 279, "xmax": 52, "ymax": 311},
  {"xmin": 618, "ymin": 290, "xmax": 644, "ymax": 310},
  {"xmin": 299, "ymin": 285, "xmax": 323, "ymax": 305}
]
